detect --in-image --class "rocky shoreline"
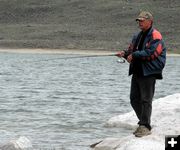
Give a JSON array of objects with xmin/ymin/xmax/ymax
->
[{"xmin": 92, "ymin": 93, "xmax": 180, "ymax": 150}]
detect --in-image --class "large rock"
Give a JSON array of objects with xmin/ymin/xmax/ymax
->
[
  {"xmin": 0, "ymin": 136, "xmax": 33, "ymax": 150},
  {"xmin": 93, "ymin": 138, "xmax": 122, "ymax": 150},
  {"xmin": 92, "ymin": 93, "xmax": 180, "ymax": 150},
  {"xmin": 93, "ymin": 135, "xmax": 164, "ymax": 150}
]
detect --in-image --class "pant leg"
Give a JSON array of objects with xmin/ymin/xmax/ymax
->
[
  {"xmin": 138, "ymin": 76, "xmax": 156, "ymax": 130},
  {"xmin": 130, "ymin": 75, "xmax": 142, "ymax": 122}
]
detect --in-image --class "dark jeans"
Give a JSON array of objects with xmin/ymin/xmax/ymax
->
[{"xmin": 130, "ymin": 74, "xmax": 156, "ymax": 130}]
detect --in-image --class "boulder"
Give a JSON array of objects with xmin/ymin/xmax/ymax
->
[{"xmin": 0, "ymin": 136, "xmax": 33, "ymax": 150}]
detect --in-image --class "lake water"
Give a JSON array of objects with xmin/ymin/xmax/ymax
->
[{"xmin": 0, "ymin": 52, "xmax": 179, "ymax": 150}]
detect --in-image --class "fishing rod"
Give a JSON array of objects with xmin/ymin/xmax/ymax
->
[{"xmin": 32, "ymin": 54, "xmax": 126, "ymax": 63}]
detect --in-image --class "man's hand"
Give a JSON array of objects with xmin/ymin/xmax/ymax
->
[
  {"xmin": 116, "ymin": 51, "xmax": 125, "ymax": 57},
  {"xmin": 127, "ymin": 54, "xmax": 133, "ymax": 63}
]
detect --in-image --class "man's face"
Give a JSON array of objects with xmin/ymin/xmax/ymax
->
[{"xmin": 137, "ymin": 19, "xmax": 152, "ymax": 31}]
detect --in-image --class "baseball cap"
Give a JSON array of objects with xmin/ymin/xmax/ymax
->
[{"xmin": 136, "ymin": 11, "xmax": 153, "ymax": 21}]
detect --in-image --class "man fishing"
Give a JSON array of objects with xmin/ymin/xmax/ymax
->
[{"xmin": 116, "ymin": 11, "xmax": 166, "ymax": 137}]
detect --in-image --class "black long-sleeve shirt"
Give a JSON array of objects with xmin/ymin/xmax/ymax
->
[{"xmin": 132, "ymin": 28, "xmax": 151, "ymax": 76}]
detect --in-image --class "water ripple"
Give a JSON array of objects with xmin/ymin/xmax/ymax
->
[{"xmin": 0, "ymin": 53, "xmax": 179, "ymax": 149}]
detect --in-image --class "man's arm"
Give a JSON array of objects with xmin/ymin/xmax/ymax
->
[{"xmin": 132, "ymin": 39, "xmax": 163, "ymax": 61}]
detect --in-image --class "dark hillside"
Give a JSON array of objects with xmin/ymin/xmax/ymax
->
[{"xmin": 0, "ymin": 0, "xmax": 179, "ymax": 52}]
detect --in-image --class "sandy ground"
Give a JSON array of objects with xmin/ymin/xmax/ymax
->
[
  {"xmin": 0, "ymin": 48, "xmax": 117, "ymax": 55},
  {"xmin": 0, "ymin": 48, "xmax": 179, "ymax": 57}
]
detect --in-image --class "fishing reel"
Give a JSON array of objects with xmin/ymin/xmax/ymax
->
[{"xmin": 117, "ymin": 58, "xmax": 126, "ymax": 63}]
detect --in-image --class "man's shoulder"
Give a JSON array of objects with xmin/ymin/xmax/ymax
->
[{"xmin": 151, "ymin": 28, "xmax": 162, "ymax": 40}]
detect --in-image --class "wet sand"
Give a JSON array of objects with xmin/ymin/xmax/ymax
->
[
  {"xmin": 0, "ymin": 48, "xmax": 179, "ymax": 57},
  {"xmin": 0, "ymin": 48, "xmax": 116, "ymax": 55}
]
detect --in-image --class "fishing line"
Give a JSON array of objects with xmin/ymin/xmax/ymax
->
[{"xmin": 30, "ymin": 54, "xmax": 126, "ymax": 63}]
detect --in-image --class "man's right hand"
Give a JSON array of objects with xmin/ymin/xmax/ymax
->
[{"xmin": 116, "ymin": 51, "xmax": 125, "ymax": 57}]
